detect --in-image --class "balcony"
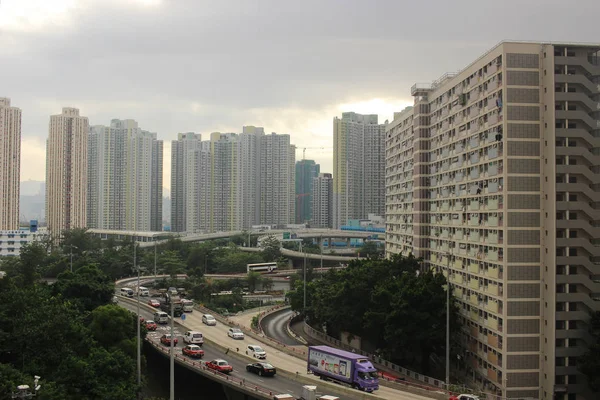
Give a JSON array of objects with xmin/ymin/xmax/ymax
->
[
  {"xmin": 470, "ymin": 293, "xmax": 479, "ymax": 305},
  {"xmin": 469, "ymin": 262, "xmax": 480, "ymax": 273},
  {"xmin": 469, "ymin": 278, "xmax": 480, "ymax": 289}
]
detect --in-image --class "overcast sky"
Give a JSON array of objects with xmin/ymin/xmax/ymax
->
[{"xmin": 2, "ymin": 0, "xmax": 599, "ymax": 193}]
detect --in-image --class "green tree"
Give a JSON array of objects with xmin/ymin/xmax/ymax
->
[
  {"xmin": 357, "ymin": 240, "xmax": 382, "ymax": 258},
  {"xmin": 89, "ymin": 305, "xmax": 139, "ymax": 350},
  {"xmin": 53, "ymin": 265, "xmax": 115, "ymax": 312},
  {"xmin": 580, "ymin": 311, "xmax": 600, "ymax": 392},
  {"xmin": 262, "ymin": 277, "xmax": 274, "ymax": 292},
  {"xmin": 260, "ymin": 235, "xmax": 281, "ymax": 262},
  {"xmin": 159, "ymin": 250, "xmax": 186, "ymax": 278},
  {"xmin": 246, "ymin": 271, "xmax": 263, "ymax": 293}
]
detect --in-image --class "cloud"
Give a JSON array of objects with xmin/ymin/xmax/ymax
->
[{"xmin": 2, "ymin": 0, "xmax": 600, "ymax": 190}]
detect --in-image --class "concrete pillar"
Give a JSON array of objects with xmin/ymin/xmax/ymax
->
[{"xmin": 346, "ymin": 238, "xmax": 351, "ymax": 248}]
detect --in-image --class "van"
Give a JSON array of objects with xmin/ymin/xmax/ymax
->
[
  {"xmin": 138, "ymin": 287, "xmax": 149, "ymax": 297},
  {"xmin": 182, "ymin": 299, "xmax": 194, "ymax": 312},
  {"xmin": 120, "ymin": 288, "xmax": 134, "ymax": 297},
  {"xmin": 154, "ymin": 311, "xmax": 169, "ymax": 324},
  {"xmin": 183, "ymin": 331, "xmax": 204, "ymax": 345}
]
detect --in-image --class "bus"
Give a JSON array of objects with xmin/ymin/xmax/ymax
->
[{"xmin": 247, "ymin": 262, "xmax": 278, "ymax": 274}]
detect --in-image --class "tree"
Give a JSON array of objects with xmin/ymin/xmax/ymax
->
[
  {"xmin": 89, "ymin": 305, "xmax": 139, "ymax": 350},
  {"xmin": 262, "ymin": 277, "xmax": 274, "ymax": 292},
  {"xmin": 246, "ymin": 271, "xmax": 263, "ymax": 293},
  {"xmin": 53, "ymin": 265, "xmax": 115, "ymax": 312},
  {"xmin": 260, "ymin": 235, "xmax": 281, "ymax": 262},
  {"xmin": 287, "ymin": 255, "xmax": 461, "ymax": 377},
  {"xmin": 159, "ymin": 250, "xmax": 186, "ymax": 278},
  {"xmin": 357, "ymin": 240, "xmax": 382, "ymax": 258},
  {"xmin": 580, "ymin": 311, "xmax": 600, "ymax": 392}
]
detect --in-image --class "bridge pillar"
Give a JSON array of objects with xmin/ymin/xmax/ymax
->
[
  {"xmin": 329, "ymin": 237, "xmax": 332, "ymax": 250},
  {"xmin": 222, "ymin": 385, "xmax": 251, "ymax": 400},
  {"xmin": 346, "ymin": 238, "xmax": 351, "ymax": 248}
]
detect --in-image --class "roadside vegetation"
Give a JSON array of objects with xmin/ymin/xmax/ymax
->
[{"xmin": 287, "ymin": 254, "xmax": 462, "ymax": 378}]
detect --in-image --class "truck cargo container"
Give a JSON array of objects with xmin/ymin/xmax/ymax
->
[{"xmin": 307, "ymin": 345, "xmax": 379, "ymax": 392}]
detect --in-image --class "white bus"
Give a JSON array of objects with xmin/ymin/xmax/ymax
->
[{"xmin": 247, "ymin": 262, "xmax": 278, "ymax": 274}]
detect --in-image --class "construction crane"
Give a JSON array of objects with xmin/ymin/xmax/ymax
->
[{"xmin": 297, "ymin": 146, "xmax": 332, "ymax": 160}]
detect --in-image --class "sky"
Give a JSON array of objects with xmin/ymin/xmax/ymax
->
[{"xmin": 2, "ymin": 0, "xmax": 599, "ymax": 193}]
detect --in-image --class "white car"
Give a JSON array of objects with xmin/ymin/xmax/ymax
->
[
  {"xmin": 183, "ymin": 331, "xmax": 204, "ymax": 345},
  {"xmin": 202, "ymin": 314, "xmax": 217, "ymax": 326},
  {"xmin": 227, "ymin": 328, "xmax": 244, "ymax": 340},
  {"xmin": 246, "ymin": 344, "xmax": 267, "ymax": 359}
]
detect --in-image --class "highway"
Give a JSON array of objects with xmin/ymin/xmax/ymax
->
[
  {"xmin": 118, "ymin": 295, "xmax": 437, "ymax": 400},
  {"xmin": 260, "ymin": 308, "xmax": 302, "ymax": 346},
  {"xmin": 120, "ymin": 300, "xmax": 328, "ymax": 399}
]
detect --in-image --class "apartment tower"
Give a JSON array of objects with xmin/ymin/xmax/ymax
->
[
  {"xmin": 170, "ymin": 132, "xmax": 202, "ymax": 232},
  {"xmin": 210, "ymin": 132, "xmax": 240, "ymax": 232},
  {"xmin": 333, "ymin": 112, "xmax": 386, "ymax": 228},
  {"xmin": 0, "ymin": 98, "xmax": 21, "ymax": 230},
  {"xmin": 87, "ymin": 119, "xmax": 163, "ymax": 232},
  {"xmin": 260, "ymin": 133, "xmax": 296, "ymax": 226},
  {"xmin": 311, "ymin": 172, "xmax": 333, "ymax": 228},
  {"xmin": 46, "ymin": 107, "xmax": 88, "ymax": 238},
  {"xmin": 295, "ymin": 159, "xmax": 320, "ymax": 224},
  {"xmin": 385, "ymin": 41, "xmax": 600, "ymax": 400}
]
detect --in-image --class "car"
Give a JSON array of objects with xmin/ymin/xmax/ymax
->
[
  {"xmin": 160, "ymin": 334, "xmax": 178, "ymax": 346},
  {"xmin": 449, "ymin": 395, "xmax": 480, "ymax": 400},
  {"xmin": 246, "ymin": 344, "xmax": 267, "ymax": 359},
  {"xmin": 148, "ymin": 299, "xmax": 160, "ymax": 308},
  {"xmin": 182, "ymin": 344, "xmax": 204, "ymax": 358},
  {"xmin": 246, "ymin": 362, "xmax": 276, "ymax": 377},
  {"xmin": 183, "ymin": 331, "xmax": 204, "ymax": 345},
  {"xmin": 202, "ymin": 314, "xmax": 217, "ymax": 326},
  {"xmin": 206, "ymin": 359, "xmax": 233, "ymax": 374},
  {"xmin": 228, "ymin": 328, "xmax": 244, "ymax": 340},
  {"xmin": 139, "ymin": 316, "xmax": 145, "ymax": 324},
  {"xmin": 145, "ymin": 320, "xmax": 157, "ymax": 331}
]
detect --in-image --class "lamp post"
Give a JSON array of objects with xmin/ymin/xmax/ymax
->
[
  {"xmin": 11, "ymin": 376, "xmax": 40, "ymax": 399},
  {"xmin": 445, "ymin": 252, "xmax": 451, "ymax": 392},
  {"xmin": 154, "ymin": 238, "xmax": 157, "ymax": 278},
  {"xmin": 69, "ymin": 245, "xmax": 79, "ymax": 273},
  {"xmin": 135, "ymin": 235, "xmax": 141, "ymax": 392},
  {"xmin": 170, "ymin": 300, "xmax": 175, "ymax": 400}
]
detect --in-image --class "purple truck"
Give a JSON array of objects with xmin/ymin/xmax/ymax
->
[{"xmin": 307, "ymin": 345, "xmax": 379, "ymax": 392}]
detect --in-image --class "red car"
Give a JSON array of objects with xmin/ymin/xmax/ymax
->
[
  {"xmin": 139, "ymin": 316, "xmax": 145, "ymax": 324},
  {"xmin": 206, "ymin": 359, "xmax": 233, "ymax": 374},
  {"xmin": 182, "ymin": 345, "xmax": 204, "ymax": 358},
  {"xmin": 160, "ymin": 334, "xmax": 178, "ymax": 346},
  {"xmin": 145, "ymin": 320, "xmax": 157, "ymax": 331},
  {"xmin": 148, "ymin": 299, "xmax": 160, "ymax": 308}
]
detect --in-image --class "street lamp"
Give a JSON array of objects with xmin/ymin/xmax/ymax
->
[
  {"xmin": 445, "ymin": 251, "xmax": 451, "ymax": 392},
  {"xmin": 134, "ymin": 234, "xmax": 141, "ymax": 392},
  {"xmin": 11, "ymin": 376, "xmax": 40, "ymax": 399},
  {"xmin": 170, "ymin": 300, "xmax": 175, "ymax": 400},
  {"xmin": 69, "ymin": 244, "xmax": 79, "ymax": 273}
]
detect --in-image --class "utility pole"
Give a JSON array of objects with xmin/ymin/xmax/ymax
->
[
  {"xmin": 169, "ymin": 300, "xmax": 175, "ymax": 400},
  {"xmin": 70, "ymin": 247, "xmax": 73, "ymax": 273},
  {"xmin": 154, "ymin": 239, "xmax": 157, "ymax": 278},
  {"xmin": 445, "ymin": 252, "xmax": 451, "ymax": 392},
  {"xmin": 320, "ymin": 234, "xmax": 323, "ymax": 270},
  {"xmin": 135, "ymin": 236, "xmax": 141, "ymax": 392},
  {"xmin": 301, "ymin": 241, "xmax": 307, "ymax": 312}
]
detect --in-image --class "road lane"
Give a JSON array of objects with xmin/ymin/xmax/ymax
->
[
  {"xmin": 260, "ymin": 308, "xmax": 303, "ymax": 346},
  {"xmin": 118, "ymin": 296, "xmax": 437, "ymax": 400},
  {"xmin": 120, "ymin": 300, "xmax": 355, "ymax": 399}
]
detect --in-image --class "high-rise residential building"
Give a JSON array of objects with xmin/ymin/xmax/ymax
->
[
  {"xmin": 210, "ymin": 132, "xmax": 240, "ymax": 232},
  {"xmin": 333, "ymin": 112, "xmax": 386, "ymax": 228},
  {"xmin": 87, "ymin": 119, "xmax": 163, "ymax": 232},
  {"xmin": 46, "ymin": 107, "xmax": 88, "ymax": 238},
  {"xmin": 170, "ymin": 132, "xmax": 202, "ymax": 232},
  {"xmin": 0, "ymin": 98, "xmax": 21, "ymax": 230},
  {"xmin": 189, "ymin": 140, "xmax": 211, "ymax": 233},
  {"xmin": 239, "ymin": 126, "xmax": 264, "ymax": 229},
  {"xmin": 311, "ymin": 172, "xmax": 333, "ymax": 228},
  {"xmin": 295, "ymin": 160, "xmax": 320, "ymax": 224},
  {"xmin": 385, "ymin": 41, "xmax": 600, "ymax": 400},
  {"xmin": 260, "ymin": 133, "xmax": 296, "ymax": 226}
]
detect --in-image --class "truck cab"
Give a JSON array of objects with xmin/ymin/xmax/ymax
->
[{"xmin": 355, "ymin": 366, "xmax": 379, "ymax": 391}]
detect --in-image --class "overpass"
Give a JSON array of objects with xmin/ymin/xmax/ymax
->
[{"xmin": 116, "ymin": 277, "xmax": 441, "ymax": 400}]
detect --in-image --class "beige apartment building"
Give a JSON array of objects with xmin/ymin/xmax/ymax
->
[
  {"xmin": 0, "ymin": 98, "xmax": 21, "ymax": 230},
  {"xmin": 386, "ymin": 41, "xmax": 600, "ymax": 400},
  {"xmin": 46, "ymin": 107, "xmax": 88, "ymax": 239}
]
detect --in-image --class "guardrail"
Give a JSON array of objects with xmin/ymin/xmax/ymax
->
[{"xmin": 303, "ymin": 322, "xmax": 447, "ymax": 391}]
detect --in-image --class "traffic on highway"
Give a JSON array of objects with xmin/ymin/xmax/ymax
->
[{"xmin": 117, "ymin": 278, "xmax": 438, "ymax": 400}]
